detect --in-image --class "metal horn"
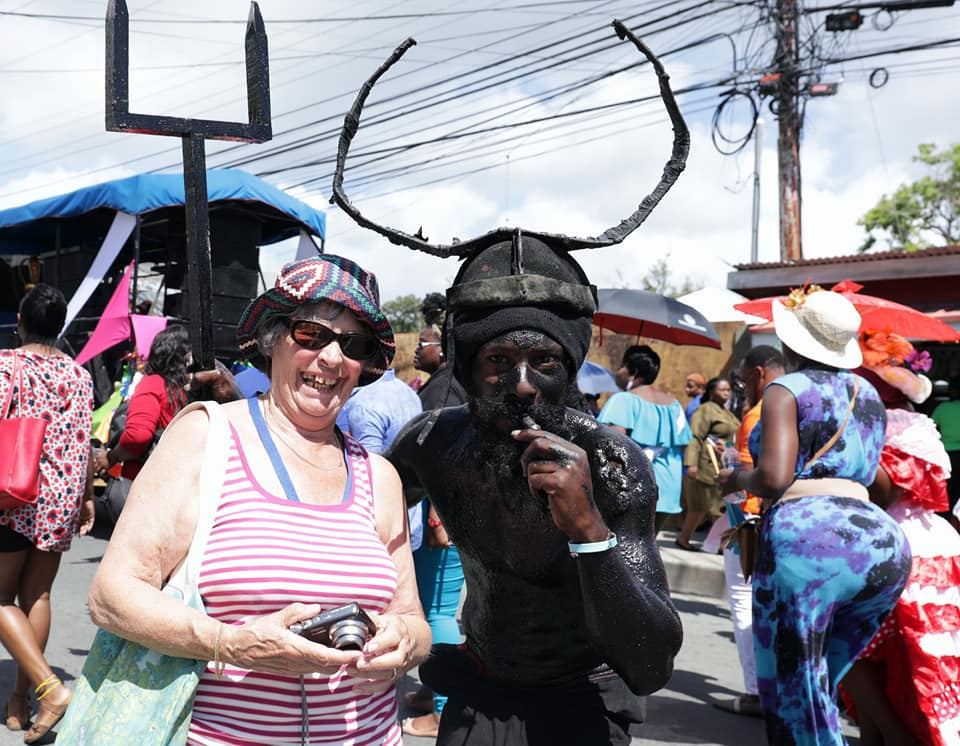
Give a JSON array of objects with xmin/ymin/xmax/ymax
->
[{"xmin": 330, "ymin": 20, "xmax": 689, "ymax": 258}]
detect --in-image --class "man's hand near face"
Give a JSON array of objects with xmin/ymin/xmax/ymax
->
[{"xmin": 513, "ymin": 426, "xmax": 609, "ymax": 543}]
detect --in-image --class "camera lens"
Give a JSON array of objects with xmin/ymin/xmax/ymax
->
[{"xmin": 329, "ymin": 618, "xmax": 369, "ymax": 651}]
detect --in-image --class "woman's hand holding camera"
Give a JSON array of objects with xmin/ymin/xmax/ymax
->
[
  {"xmin": 222, "ymin": 603, "xmax": 417, "ymax": 688},
  {"xmin": 222, "ymin": 603, "xmax": 363, "ymax": 677},
  {"xmin": 348, "ymin": 611, "xmax": 417, "ymax": 694}
]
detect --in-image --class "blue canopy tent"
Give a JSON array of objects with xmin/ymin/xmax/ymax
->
[
  {"xmin": 0, "ymin": 169, "xmax": 325, "ymax": 366},
  {"xmin": 0, "ymin": 169, "xmax": 324, "ymax": 254}
]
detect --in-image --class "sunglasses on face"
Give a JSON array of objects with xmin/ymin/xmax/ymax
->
[
  {"xmin": 286, "ymin": 319, "xmax": 379, "ymax": 361},
  {"xmin": 416, "ymin": 341, "xmax": 442, "ymax": 350}
]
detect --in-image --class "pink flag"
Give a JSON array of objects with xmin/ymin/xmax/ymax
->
[
  {"xmin": 130, "ymin": 314, "xmax": 168, "ymax": 360},
  {"xmin": 74, "ymin": 262, "xmax": 133, "ymax": 365}
]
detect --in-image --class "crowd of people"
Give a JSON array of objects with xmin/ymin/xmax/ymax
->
[
  {"xmin": 2, "ymin": 261, "xmax": 960, "ymax": 746},
  {"xmin": 0, "ymin": 256, "xmax": 960, "ymax": 746},
  {"xmin": 545, "ymin": 283, "xmax": 960, "ymax": 746}
]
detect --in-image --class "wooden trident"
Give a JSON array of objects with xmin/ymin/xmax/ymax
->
[{"xmin": 105, "ymin": 0, "xmax": 272, "ymax": 371}]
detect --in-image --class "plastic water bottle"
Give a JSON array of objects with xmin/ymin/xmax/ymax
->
[
  {"xmin": 721, "ymin": 442, "xmax": 746, "ymax": 502},
  {"xmin": 721, "ymin": 441, "xmax": 740, "ymax": 469}
]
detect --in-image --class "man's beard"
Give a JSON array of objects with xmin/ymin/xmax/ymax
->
[{"xmin": 469, "ymin": 398, "xmax": 571, "ymax": 487}]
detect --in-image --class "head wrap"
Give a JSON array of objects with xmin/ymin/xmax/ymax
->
[{"xmin": 444, "ymin": 233, "xmax": 596, "ymax": 389}]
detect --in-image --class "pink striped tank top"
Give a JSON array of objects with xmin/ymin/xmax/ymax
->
[{"xmin": 188, "ymin": 425, "xmax": 402, "ymax": 745}]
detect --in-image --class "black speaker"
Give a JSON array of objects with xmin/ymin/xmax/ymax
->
[{"xmin": 162, "ymin": 208, "xmax": 264, "ymax": 362}]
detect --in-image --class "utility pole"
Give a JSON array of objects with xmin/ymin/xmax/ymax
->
[
  {"xmin": 751, "ymin": 118, "xmax": 764, "ymax": 263},
  {"xmin": 776, "ymin": 0, "xmax": 803, "ymax": 261}
]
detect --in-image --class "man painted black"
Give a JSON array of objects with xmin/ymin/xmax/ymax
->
[{"xmin": 386, "ymin": 238, "xmax": 682, "ymax": 746}]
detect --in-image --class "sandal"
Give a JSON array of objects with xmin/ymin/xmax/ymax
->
[
  {"xmin": 24, "ymin": 675, "xmax": 71, "ymax": 744},
  {"xmin": 402, "ymin": 714, "xmax": 440, "ymax": 738},
  {"xmin": 712, "ymin": 694, "xmax": 763, "ymax": 718},
  {"xmin": 4, "ymin": 693, "xmax": 31, "ymax": 731}
]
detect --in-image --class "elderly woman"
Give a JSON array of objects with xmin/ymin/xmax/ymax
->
[
  {"xmin": 88, "ymin": 255, "xmax": 431, "ymax": 745},
  {"xmin": 722, "ymin": 288, "xmax": 911, "ymax": 746}
]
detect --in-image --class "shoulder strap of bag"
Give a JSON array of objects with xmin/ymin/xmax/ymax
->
[
  {"xmin": 801, "ymin": 377, "xmax": 860, "ymax": 473},
  {"xmin": 247, "ymin": 395, "xmax": 301, "ymax": 503},
  {"xmin": 164, "ymin": 400, "xmax": 230, "ymax": 598},
  {"xmin": 1, "ymin": 352, "xmax": 19, "ymax": 419}
]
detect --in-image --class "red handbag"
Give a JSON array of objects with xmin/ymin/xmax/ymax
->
[{"xmin": 0, "ymin": 353, "xmax": 48, "ymax": 509}]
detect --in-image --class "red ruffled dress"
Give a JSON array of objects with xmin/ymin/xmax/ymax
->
[{"xmin": 857, "ymin": 410, "xmax": 960, "ymax": 746}]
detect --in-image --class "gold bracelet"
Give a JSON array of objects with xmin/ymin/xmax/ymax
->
[{"xmin": 213, "ymin": 624, "xmax": 225, "ymax": 679}]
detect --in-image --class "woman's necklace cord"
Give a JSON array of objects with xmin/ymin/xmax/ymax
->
[{"xmin": 260, "ymin": 399, "xmax": 343, "ymax": 472}]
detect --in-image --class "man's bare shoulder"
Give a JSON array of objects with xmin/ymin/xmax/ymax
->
[
  {"xmin": 567, "ymin": 409, "xmax": 657, "ymax": 515},
  {"xmin": 388, "ymin": 405, "xmax": 471, "ymax": 460},
  {"xmin": 567, "ymin": 409, "xmax": 643, "ymax": 458}
]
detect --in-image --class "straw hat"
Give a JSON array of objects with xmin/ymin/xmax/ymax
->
[{"xmin": 772, "ymin": 288, "xmax": 862, "ymax": 369}]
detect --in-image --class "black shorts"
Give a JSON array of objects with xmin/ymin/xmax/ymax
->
[
  {"xmin": 421, "ymin": 644, "xmax": 646, "ymax": 746},
  {"xmin": 0, "ymin": 524, "xmax": 33, "ymax": 553}
]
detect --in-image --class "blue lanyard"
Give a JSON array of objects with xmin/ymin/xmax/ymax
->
[{"xmin": 247, "ymin": 396, "xmax": 300, "ymax": 503}]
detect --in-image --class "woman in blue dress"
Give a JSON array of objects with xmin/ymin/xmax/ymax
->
[
  {"xmin": 598, "ymin": 345, "xmax": 691, "ymax": 533},
  {"xmin": 722, "ymin": 287, "xmax": 911, "ymax": 746}
]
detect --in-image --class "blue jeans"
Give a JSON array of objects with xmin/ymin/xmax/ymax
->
[{"xmin": 413, "ymin": 544, "xmax": 464, "ymax": 713}]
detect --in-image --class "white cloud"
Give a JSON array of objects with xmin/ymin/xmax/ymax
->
[{"xmin": 0, "ymin": 0, "xmax": 957, "ymax": 307}]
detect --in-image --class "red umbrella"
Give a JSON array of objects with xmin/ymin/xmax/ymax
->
[{"xmin": 734, "ymin": 280, "xmax": 960, "ymax": 342}]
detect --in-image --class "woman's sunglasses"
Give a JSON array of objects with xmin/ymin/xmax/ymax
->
[{"xmin": 286, "ymin": 319, "xmax": 378, "ymax": 361}]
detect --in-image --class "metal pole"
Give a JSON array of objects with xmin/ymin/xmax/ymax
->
[
  {"xmin": 132, "ymin": 215, "xmax": 140, "ymax": 313},
  {"xmin": 182, "ymin": 134, "xmax": 214, "ymax": 371},
  {"xmin": 105, "ymin": 0, "xmax": 271, "ymax": 369},
  {"xmin": 54, "ymin": 222, "xmax": 61, "ymax": 289},
  {"xmin": 751, "ymin": 118, "xmax": 763, "ymax": 264}
]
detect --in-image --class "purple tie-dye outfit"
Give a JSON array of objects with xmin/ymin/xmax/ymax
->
[{"xmin": 749, "ymin": 369, "xmax": 911, "ymax": 745}]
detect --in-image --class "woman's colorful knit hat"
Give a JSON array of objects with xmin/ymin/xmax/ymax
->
[{"xmin": 237, "ymin": 255, "xmax": 394, "ymax": 385}]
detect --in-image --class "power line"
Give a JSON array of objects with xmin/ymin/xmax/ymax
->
[
  {"xmin": 0, "ymin": 2, "xmax": 632, "ymax": 24},
  {"xmin": 211, "ymin": 2, "xmax": 744, "ymax": 171},
  {"xmin": 0, "ymin": 0, "xmax": 628, "ymax": 192}
]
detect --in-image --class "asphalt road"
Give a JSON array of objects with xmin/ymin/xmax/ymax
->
[{"xmin": 0, "ymin": 523, "xmax": 862, "ymax": 745}]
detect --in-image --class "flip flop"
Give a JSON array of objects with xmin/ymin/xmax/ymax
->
[
  {"xmin": 402, "ymin": 715, "xmax": 440, "ymax": 738},
  {"xmin": 712, "ymin": 695, "xmax": 763, "ymax": 717},
  {"xmin": 674, "ymin": 539, "xmax": 701, "ymax": 552}
]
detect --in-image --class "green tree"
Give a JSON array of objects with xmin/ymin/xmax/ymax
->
[
  {"xmin": 617, "ymin": 256, "xmax": 697, "ymax": 298},
  {"xmin": 381, "ymin": 293, "xmax": 422, "ymax": 333},
  {"xmin": 859, "ymin": 143, "xmax": 960, "ymax": 252}
]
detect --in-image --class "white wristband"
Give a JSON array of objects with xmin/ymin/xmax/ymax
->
[{"xmin": 568, "ymin": 532, "xmax": 617, "ymax": 558}]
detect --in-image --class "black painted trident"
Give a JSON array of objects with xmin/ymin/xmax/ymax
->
[{"xmin": 105, "ymin": 0, "xmax": 271, "ymax": 371}]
